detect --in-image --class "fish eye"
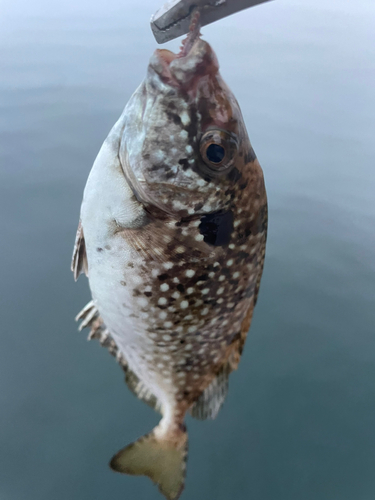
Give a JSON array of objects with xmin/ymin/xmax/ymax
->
[
  {"xmin": 206, "ymin": 144, "xmax": 225, "ymax": 164},
  {"xmin": 200, "ymin": 129, "xmax": 238, "ymax": 174}
]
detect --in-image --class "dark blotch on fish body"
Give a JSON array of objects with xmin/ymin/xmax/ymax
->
[
  {"xmin": 178, "ymin": 158, "xmax": 190, "ymax": 171},
  {"xmin": 199, "ymin": 210, "xmax": 234, "ymax": 246},
  {"xmin": 165, "ymin": 110, "xmax": 183, "ymax": 126}
]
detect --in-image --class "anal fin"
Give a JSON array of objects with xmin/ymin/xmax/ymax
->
[
  {"xmin": 125, "ymin": 367, "xmax": 162, "ymax": 413},
  {"xmin": 75, "ymin": 300, "xmax": 162, "ymax": 413}
]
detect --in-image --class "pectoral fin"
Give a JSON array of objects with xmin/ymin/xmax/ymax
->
[{"xmin": 71, "ymin": 220, "xmax": 88, "ymax": 281}]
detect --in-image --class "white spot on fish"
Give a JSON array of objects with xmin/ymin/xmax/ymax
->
[
  {"xmin": 173, "ymin": 199, "xmax": 185, "ymax": 210},
  {"xmin": 163, "ymin": 262, "xmax": 174, "ymax": 270},
  {"xmin": 158, "ymin": 297, "xmax": 167, "ymax": 305},
  {"xmin": 132, "ymin": 274, "xmax": 143, "ymax": 285},
  {"xmin": 152, "ymin": 150, "xmax": 165, "ymax": 163},
  {"xmin": 180, "ymin": 300, "xmax": 189, "ymax": 309},
  {"xmin": 160, "ymin": 283, "xmax": 169, "ymax": 292},
  {"xmin": 180, "ymin": 111, "xmax": 190, "ymax": 126},
  {"xmin": 137, "ymin": 297, "xmax": 148, "ymax": 308},
  {"xmin": 185, "ymin": 269, "xmax": 195, "ymax": 278}
]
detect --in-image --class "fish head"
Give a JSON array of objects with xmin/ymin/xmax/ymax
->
[{"xmin": 121, "ymin": 30, "xmax": 252, "ymax": 219}]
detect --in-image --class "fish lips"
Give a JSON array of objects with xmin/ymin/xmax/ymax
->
[{"xmin": 149, "ymin": 38, "xmax": 219, "ymax": 90}]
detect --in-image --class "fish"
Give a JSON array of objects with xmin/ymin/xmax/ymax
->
[{"xmin": 71, "ymin": 15, "xmax": 267, "ymax": 500}]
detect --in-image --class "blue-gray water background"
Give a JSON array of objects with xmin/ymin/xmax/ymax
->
[{"xmin": 1, "ymin": 0, "xmax": 374, "ymax": 498}]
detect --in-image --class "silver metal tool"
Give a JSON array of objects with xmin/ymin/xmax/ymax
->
[{"xmin": 151, "ymin": 0, "xmax": 273, "ymax": 44}]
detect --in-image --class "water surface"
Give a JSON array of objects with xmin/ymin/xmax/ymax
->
[{"xmin": 1, "ymin": 0, "xmax": 375, "ymax": 499}]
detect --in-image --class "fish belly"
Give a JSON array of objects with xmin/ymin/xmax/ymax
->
[
  {"xmin": 88, "ymin": 240, "xmax": 166, "ymax": 398},
  {"xmin": 80, "ymin": 135, "xmax": 174, "ymax": 408}
]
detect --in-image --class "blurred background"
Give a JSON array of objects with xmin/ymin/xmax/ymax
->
[{"xmin": 1, "ymin": 0, "xmax": 374, "ymax": 498}]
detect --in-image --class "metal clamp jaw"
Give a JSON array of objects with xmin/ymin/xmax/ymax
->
[{"xmin": 151, "ymin": 0, "xmax": 273, "ymax": 44}]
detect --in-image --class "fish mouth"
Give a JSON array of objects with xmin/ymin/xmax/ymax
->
[
  {"xmin": 150, "ymin": 14, "xmax": 219, "ymax": 88},
  {"xmin": 157, "ymin": 10, "xmax": 201, "ymax": 65}
]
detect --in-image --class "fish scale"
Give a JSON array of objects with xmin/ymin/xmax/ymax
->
[{"xmin": 72, "ymin": 25, "xmax": 267, "ymax": 500}]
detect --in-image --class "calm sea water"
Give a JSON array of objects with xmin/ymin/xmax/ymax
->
[{"xmin": 1, "ymin": 0, "xmax": 374, "ymax": 499}]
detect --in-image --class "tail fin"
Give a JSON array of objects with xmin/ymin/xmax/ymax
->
[{"xmin": 110, "ymin": 426, "xmax": 188, "ymax": 500}]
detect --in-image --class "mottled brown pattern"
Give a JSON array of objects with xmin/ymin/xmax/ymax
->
[
  {"xmin": 117, "ymin": 155, "xmax": 267, "ymax": 414},
  {"xmin": 73, "ymin": 27, "xmax": 268, "ymax": 500}
]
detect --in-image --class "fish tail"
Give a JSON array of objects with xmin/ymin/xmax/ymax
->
[{"xmin": 110, "ymin": 420, "xmax": 188, "ymax": 500}]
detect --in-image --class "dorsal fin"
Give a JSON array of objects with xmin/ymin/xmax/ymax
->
[
  {"xmin": 190, "ymin": 364, "xmax": 230, "ymax": 420},
  {"xmin": 71, "ymin": 220, "xmax": 88, "ymax": 281}
]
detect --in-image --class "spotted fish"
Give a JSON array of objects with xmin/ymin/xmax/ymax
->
[{"xmin": 72, "ymin": 18, "xmax": 267, "ymax": 500}]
